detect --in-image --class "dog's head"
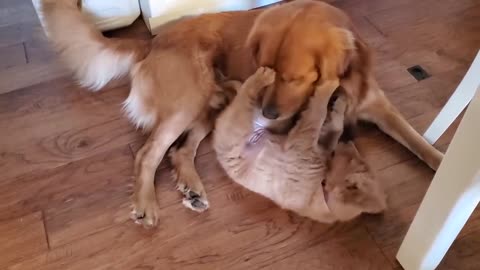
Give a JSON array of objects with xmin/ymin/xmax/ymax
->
[
  {"xmin": 324, "ymin": 142, "xmax": 387, "ymax": 221},
  {"xmin": 247, "ymin": 0, "xmax": 366, "ymax": 120}
]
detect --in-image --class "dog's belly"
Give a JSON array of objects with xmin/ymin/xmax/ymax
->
[{"xmin": 223, "ymin": 139, "xmax": 334, "ymax": 221}]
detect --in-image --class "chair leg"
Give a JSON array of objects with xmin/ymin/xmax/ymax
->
[
  {"xmin": 397, "ymin": 91, "xmax": 480, "ymax": 270},
  {"xmin": 423, "ymin": 50, "xmax": 480, "ymax": 145}
]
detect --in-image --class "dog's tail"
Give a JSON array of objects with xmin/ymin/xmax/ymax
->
[{"xmin": 39, "ymin": 0, "xmax": 151, "ymax": 90}]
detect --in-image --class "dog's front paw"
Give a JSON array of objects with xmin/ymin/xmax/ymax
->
[
  {"xmin": 254, "ymin": 66, "xmax": 276, "ymax": 87},
  {"xmin": 131, "ymin": 197, "xmax": 160, "ymax": 228}
]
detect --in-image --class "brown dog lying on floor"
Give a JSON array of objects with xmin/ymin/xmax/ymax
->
[
  {"xmin": 213, "ymin": 66, "xmax": 387, "ymax": 222},
  {"xmin": 41, "ymin": 0, "xmax": 443, "ymax": 227}
]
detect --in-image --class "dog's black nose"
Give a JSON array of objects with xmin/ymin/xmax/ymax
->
[{"xmin": 262, "ymin": 104, "xmax": 279, "ymax": 119}]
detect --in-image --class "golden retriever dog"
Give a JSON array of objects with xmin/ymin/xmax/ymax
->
[
  {"xmin": 40, "ymin": 0, "xmax": 443, "ymax": 227},
  {"xmin": 213, "ymin": 66, "xmax": 386, "ymax": 223}
]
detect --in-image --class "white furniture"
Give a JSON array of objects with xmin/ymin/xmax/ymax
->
[
  {"xmin": 423, "ymin": 50, "xmax": 480, "ymax": 144},
  {"xmin": 32, "ymin": 0, "xmax": 141, "ymax": 32},
  {"xmin": 139, "ymin": 0, "xmax": 281, "ymax": 34},
  {"xmin": 397, "ymin": 50, "xmax": 480, "ymax": 270},
  {"xmin": 34, "ymin": 0, "xmax": 282, "ymax": 34},
  {"xmin": 81, "ymin": 0, "xmax": 141, "ymax": 31}
]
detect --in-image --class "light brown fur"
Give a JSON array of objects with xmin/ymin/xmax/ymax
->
[
  {"xmin": 41, "ymin": 0, "xmax": 443, "ymax": 227},
  {"xmin": 213, "ymin": 67, "xmax": 386, "ymax": 222}
]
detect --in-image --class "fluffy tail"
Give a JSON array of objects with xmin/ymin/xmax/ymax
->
[{"xmin": 39, "ymin": 0, "xmax": 151, "ymax": 90}]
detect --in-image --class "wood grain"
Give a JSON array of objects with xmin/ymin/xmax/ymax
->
[
  {"xmin": 0, "ymin": 43, "xmax": 26, "ymax": 68},
  {"xmin": 0, "ymin": 211, "xmax": 48, "ymax": 266},
  {"xmin": 0, "ymin": 22, "xmax": 36, "ymax": 47},
  {"xmin": 0, "ymin": 0, "xmax": 37, "ymax": 27},
  {"xmin": 0, "ymin": 147, "xmax": 133, "ymax": 243},
  {"xmin": 266, "ymin": 227, "xmax": 393, "ymax": 270},
  {"xmin": 0, "ymin": 78, "xmax": 141, "ymax": 180}
]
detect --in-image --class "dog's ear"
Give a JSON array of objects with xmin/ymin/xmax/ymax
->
[
  {"xmin": 315, "ymin": 27, "xmax": 356, "ymax": 82},
  {"xmin": 246, "ymin": 29, "xmax": 275, "ymax": 67},
  {"xmin": 246, "ymin": 19, "xmax": 285, "ymax": 67},
  {"xmin": 246, "ymin": 4, "xmax": 302, "ymax": 67}
]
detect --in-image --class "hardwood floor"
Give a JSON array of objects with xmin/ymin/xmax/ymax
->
[{"xmin": 0, "ymin": 0, "xmax": 479, "ymax": 269}]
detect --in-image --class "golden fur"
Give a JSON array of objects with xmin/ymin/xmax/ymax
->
[
  {"xmin": 40, "ymin": 0, "xmax": 443, "ymax": 227},
  {"xmin": 213, "ymin": 67, "xmax": 386, "ymax": 223}
]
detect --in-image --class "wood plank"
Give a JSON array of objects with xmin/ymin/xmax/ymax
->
[
  {"xmin": 0, "ymin": 78, "xmax": 141, "ymax": 180},
  {"xmin": 0, "ymin": 147, "xmax": 133, "ymax": 221},
  {"xmin": 334, "ymin": 0, "xmax": 420, "ymax": 17},
  {"xmin": 0, "ymin": 211, "xmax": 48, "ymax": 267},
  {"xmin": 0, "ymin": 22, "xmax": 36, "ymax": 48},
  {"xmin": 365, "ymin": 0, "xmax": 478, "ymax": 36},
  {"xmin": 346, "ymin": 15, "xmax": 418, "ymax": 91},
  {"xmin": 367, "ymin": 3, "xmax": 480, "ymax": 75},
  {"xmin": 24, "ymin": 26, "xmax": 57, "ymax": 63},
  {"xmin": 9, "ymin": 182, "xmax": 361, "ymax": 270},
  {"xmin": 0, "ymin": 60, "xmax": 68, "ymax": 94},
  {"xmin": 0, "ymin": 0, "xmax": 38, "ymax": 27},
  {"xmin": 377, "ymin": 158, "xmax": 433, "ymax": 211},
  {"xmin": 266, "ymin": 227, "xmax": 392, "ymax": 270},
  {"xmin": 0, "ymin": 43, "xmax": 26, "ymax": 69}
]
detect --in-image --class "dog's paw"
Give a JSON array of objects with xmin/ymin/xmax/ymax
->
[
  {"xmin": 255, "ymin": 66, "xmax": 276, "ymax": 86},
  {"xmin": 182, "ymin": 190, "xmax": 209, "ymax": 212},
  {"xmin": 130, "ymin": 199, "xmax": 160, "ymax": 228},
  {"xmin": 177, "ymin": 184, "xmax": 209, "ymax": 212}
]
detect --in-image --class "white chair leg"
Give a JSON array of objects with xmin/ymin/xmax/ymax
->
[
  {"xmin": 423, "ymin": 50, "xmax": 480, "ymax": 145},
  {"xmin": 397, "ymin": 91, "xmax": 480, "ymax": 270}
]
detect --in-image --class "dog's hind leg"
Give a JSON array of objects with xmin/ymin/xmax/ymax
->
[
  {"xmin": 169, "ymin": 113, "xmax": 213, "ymax": 212},
  {"xmin": 131, "ymin": 113, "xmax": 194, "ymax": 227},
  {"xmin": 358, "ymin": 88, "xmax": 444, "ymax": 170}
]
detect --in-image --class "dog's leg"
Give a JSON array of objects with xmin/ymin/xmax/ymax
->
[
  {"xmin": 214, "ymin": 67, "xmax": 275, "ymax": 151},
  {"xmin": 169, "ymin": 114, "xmax": 213, "ymax": 212},
  {"xmin": 318, "ymin": 94, "xmax": 348, "ymax": 152},
  {"xmin": 286, "ymin": 80, "xmax": 340, "ymax": 148},
  {"xmin": 359, "ymin": 90, "xmax": 444, "ymax": 170},
  {"xmin": 131, "ymin": 114, "xmax": 193, "ymax": 227}
]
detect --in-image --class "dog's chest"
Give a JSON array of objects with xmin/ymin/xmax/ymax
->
[{"xmin": 239, "ymin": 136, "xmax": 326, "ymax": 202}]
